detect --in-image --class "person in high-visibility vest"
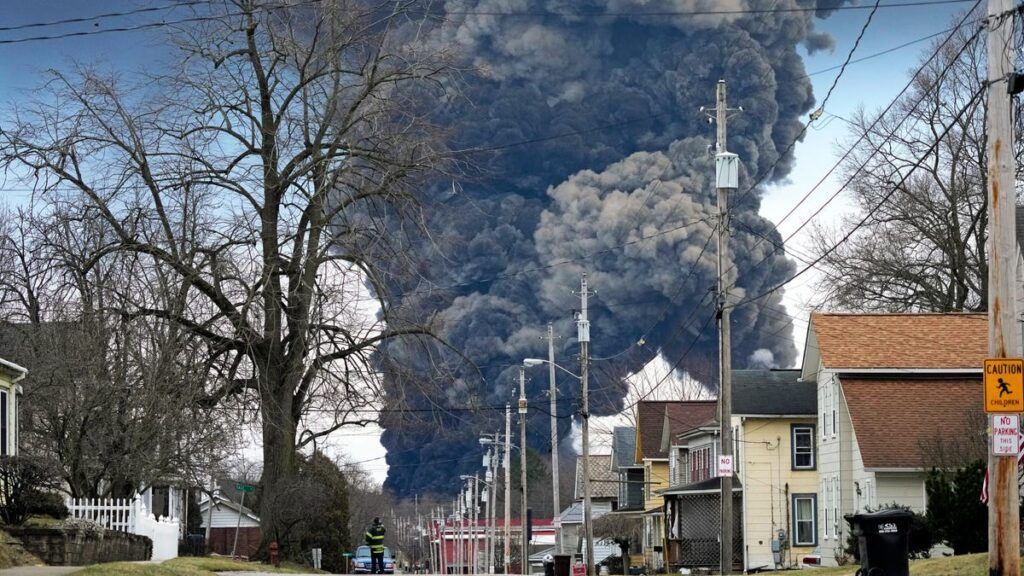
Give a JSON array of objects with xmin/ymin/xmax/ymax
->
[{"xmin": 365, "ymin": 517, "xmax": 387, "ymax": 574}]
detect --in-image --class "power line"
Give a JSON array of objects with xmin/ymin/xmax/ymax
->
[{"xmin": 730, "ymin": 82, "xmax": 987, "ymax": 311}]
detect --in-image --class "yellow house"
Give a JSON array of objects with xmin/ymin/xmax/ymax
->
[
  {"xmin": 732, "ymin": 369, "xmax": 818, "ymax": 571},
  {"xmin": 0, "ymin": 357, "xmax": 27, "ymax": 456},
  {"xmin": 634, "ymin": 401, "xmax": 716, "ymax": 570}
]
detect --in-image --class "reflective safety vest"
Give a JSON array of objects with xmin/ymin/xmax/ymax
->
[{"xmin": 366, "ymin": 525, "xmax": 386, "ymax": 553}]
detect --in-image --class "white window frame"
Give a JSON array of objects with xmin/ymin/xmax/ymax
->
[
  {"xmin": 832, "ymin": 477, "xmax": 840, "ymax": 536},
  {"xmin": 823, "ymin": 478, "xmax": 831, "ymax": 539},
  {"xmin": 792, "ymin": 494, "xmax": 818, "ymax": 547},
  {"xmin": 791, "ymin": 424, "xmax": 815, "ymax": 470},
  {"xmin": 1, "ymin": 390, "xmax": 8, "ymax": 457}
]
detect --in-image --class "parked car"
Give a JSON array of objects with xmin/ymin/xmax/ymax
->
[{"xmin": 352, "ymin": 545, "xmax": 396, "ymax": 574}]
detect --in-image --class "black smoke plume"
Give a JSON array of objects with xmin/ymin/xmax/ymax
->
[{"xmin": 374, "ymin": 0, "xmax": 845, "ymax": 498}]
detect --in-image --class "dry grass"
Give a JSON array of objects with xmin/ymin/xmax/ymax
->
[
  {"xmin": 74, "ymin": 556, "xmax": 318, "ymax": 575},
  {"xmin": 0, "ymin": 528, "xmax": 45, "ymax": 569},
  {"xmin": 802, "ymin": 553, "xmax": 1015, "ymax": 575}
]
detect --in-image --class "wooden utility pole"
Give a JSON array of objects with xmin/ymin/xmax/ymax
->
[
  {"xmin": 578, "ymin": 273, "xmax": 595, "ymax": 576},
  {"xmin": 986, "ymin": 0, "xmax": 1020, "ymax": 573},
  {"xmin": 519, "ymin": 367, "xmax": 529, "ymax": 575},
  {"xmin": 504, "ymin": 404, "xmax": 512, "ymax": 575},
  {"xmin": 712, "ymin": 79, "xmax": 739, "ymax": 575},
  {"xmin": 545, "ymin": 323, "xmax": 562, "ymax": 553}
]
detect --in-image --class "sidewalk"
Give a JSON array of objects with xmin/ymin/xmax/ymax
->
[{"xmin": 0, "ymin": 568, "xmax": 81, "ymax": 576}]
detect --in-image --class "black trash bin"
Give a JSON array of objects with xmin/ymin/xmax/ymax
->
[
  {"xmin": 553, "ymin": 554, "xmax": 571, "ymax": 576},
  {"xmin": 845, "ymin": 509, "xmax": 913, "ymax": 576}
]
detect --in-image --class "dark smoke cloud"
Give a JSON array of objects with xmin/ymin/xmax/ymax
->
[{"xmin": 376, "ymin": 0, "xmax": 846, "ymax": 497}]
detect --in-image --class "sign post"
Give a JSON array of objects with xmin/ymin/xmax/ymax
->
[{"xmin": 231, "ymin": 484, "xmax": 255, "ymax": 559}]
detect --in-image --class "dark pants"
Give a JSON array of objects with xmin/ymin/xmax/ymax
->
[{"xmin": 371, "ymin": 551, "xmax": 385, "ymax": 574}]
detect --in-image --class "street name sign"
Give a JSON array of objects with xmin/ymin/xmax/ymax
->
[
  {"xmin": 984, "ymin": 358, "xmax": 1024, "ymax": 413},
  {"xmin": 992, "ymin": 414, "xmax": 1020, "ymax": 455},
  {"xmin": 235, "ymin": 483, "xmax": 255, "ymax": 493}
]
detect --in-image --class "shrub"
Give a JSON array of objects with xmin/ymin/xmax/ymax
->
[
  {"xmin": 844, "ymin": 502, "xmax": 933, "ymax": 561},
  {"xmin": 0, "ymin": 456, "xmax": 61, "ymax": 526},
  {"xmin": 26, "ymin": 490, "xmax": 68, "ymax": 520}
]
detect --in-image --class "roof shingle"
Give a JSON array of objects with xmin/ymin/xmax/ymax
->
[
  {"xmin": 636, "ymin": 401, "xmax": 717, "ymax": 460},
  {"xmin": 842, "ymin": 376, "xmax": 983, "ymax": 469},
  {"xmin": 811, "ymin": 313, "xmax": 986, "ymax": 370}
]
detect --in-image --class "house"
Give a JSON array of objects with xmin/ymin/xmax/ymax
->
[
  {"xmin": 611, "ymin": 427, "xmax": 643, "ymax": 512},
  {"xmin": 803, "ymin": 312, "xmax": 985, "ymax": 566},
  {"xmin": 634, "ymin": 400, "xmax": 717, "ymax": 570},
  {"xmin": 557, "ymin": 454, "xmax": 617, "ymax": 564},
  {"xmin": 0, "ymin": 356, "xmax": 26, "ymax": 456},
  {"xmin": 198, "ymin": 484, "xmax": 261, "ymax": 558},
  {"xmin": 660, "ymin": 418, "xmax": 742, "ymax": 571},
  {"xmin": 732, "ymin": 369, "xmax": 817, "ymax": 571}
]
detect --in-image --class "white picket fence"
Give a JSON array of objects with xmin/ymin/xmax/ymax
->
[
  {"xmin": 65, "ymin": 496, "xmax": 137, "ymax": 533},
  {"xmin": 65, "ymin": 494, "xmax": 180, "ymax": 561}
]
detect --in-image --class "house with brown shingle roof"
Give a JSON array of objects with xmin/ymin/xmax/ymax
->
[
  {"xmin": 802, "ymin": 312, "xmax": 985, "ymax": 566},
  {"xmin": 634, "ymin": 400, "xmax": 717, "ymax": 570}
]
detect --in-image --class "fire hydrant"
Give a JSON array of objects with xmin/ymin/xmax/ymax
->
[{"xmin": 269, "ymin": 541, "xmax": 280, "ymax": 567}]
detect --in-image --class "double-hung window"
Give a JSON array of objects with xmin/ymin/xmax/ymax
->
[
  {"xmin": 792, "ymin": 425, "xmax": 816, "ymax": 470},
  {"xmin": 792, "ymin": 494, "xmax": 817, "ymax": 546}
]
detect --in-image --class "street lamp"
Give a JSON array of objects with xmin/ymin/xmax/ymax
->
[{"xmin": 523, "ymin": 358, "xmax": 592, "ymax": 574}]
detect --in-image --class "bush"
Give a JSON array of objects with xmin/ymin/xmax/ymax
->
[
  {"xmin": 0, "ymin": 456, "xmax": 61, "ymax": 526},
  {"xmin": 26, "ymin": 490, "xmax": 68, "ymax": 520},
  {"xmin": 925, "ymin": 460, "xmax": 987, "ymax": 554},
  {"xmin": 844, "ymin": 502, "xmax": 933, "ymax": 561}
]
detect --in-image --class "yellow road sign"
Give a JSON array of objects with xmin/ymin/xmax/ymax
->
[{"xmin": 985, "ymin": 358, "xmax": 1024, "ymax": 413}]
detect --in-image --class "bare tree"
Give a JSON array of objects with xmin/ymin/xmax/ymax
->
[
  {"xmin": 0, "ymin": 202, "xmax": 238, "ymax": 498},
  {"xmin": 808, "ymin": 10, "xmax": 1022, "ymax": 312},
  {"xmin": 1, "ymin": 0, "xmax": 459, "ymax": 549}
]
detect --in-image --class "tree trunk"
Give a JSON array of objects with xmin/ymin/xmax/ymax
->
[{"xmin": 258, "ymin": 377, "xmax": 299, "ymax": 556}]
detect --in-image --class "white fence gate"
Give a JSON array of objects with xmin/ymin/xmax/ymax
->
[{"xmin": 65, "ymin": 494, "xmax": 180, "ymax": 561}]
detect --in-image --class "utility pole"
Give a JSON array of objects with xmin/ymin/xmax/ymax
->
[
  {"xmin": 519, "ymin": 367, "xmax": 529, "ymax": 575},
  {"xmin": 710, "ymin": 79, "xmax": 739, "ymax": 575},
  {"xmin": 545, "ymin": 323, "xmax": 562, "ymax": 553},
  {"xmin": 578, "ymin": 273, "xmax": 594, "ymax": 576},
  {"xmin": 987, "ymin": 0, "xmax": 1020, "ymax": 573},
  {"xmin": 473, "ymin": 475, "xmax": 480, "ymax": 574},
  {"xmin": 504, "ymin": 404, "xmax": 512, "ymax": 575}
]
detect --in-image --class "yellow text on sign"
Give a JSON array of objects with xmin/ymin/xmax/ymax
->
[{"xmin": 985, "ymin": 358, "xmax": 1024, "ymax": 413}]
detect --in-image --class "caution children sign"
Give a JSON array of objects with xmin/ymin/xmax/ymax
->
[{"xmin": 984, "ymin": 358, "xmax": 1024, "ymax": 413}]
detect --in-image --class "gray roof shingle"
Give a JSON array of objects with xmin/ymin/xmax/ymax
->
[{"xmin": 733, "ymin": 369, "xmax": 815, "ymax": 416}]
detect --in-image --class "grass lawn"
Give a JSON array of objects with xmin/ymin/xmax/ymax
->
[
  {"xmin": 802, "ymin": 553, "xmax": 1016, "ymax": 575},
  {"xmin": 74, "ymin": 556, "xmax": 318, "ymax": 575}
]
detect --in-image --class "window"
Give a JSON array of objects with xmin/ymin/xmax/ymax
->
[
  {"xmin": 831, "ymin": 380, "xmax": 839, "ymax": 438},
  {"xmin": 691, "ymin": 445, "xmax": 713, "ymax": 482},
  {"xmin": 792, "ymin": 425, "xmax": 816, "ymax": 470},
  {"xmin": 792, "ymin": 494, "xmax": 817, "ymax": 546},
  {"xmin": 823, "ymin": 479, "xmax": 831, "ymax": 539},
  {"xmin": 1, "ymin": 391, "xmax": 7, "ymax": 456},
  {"xmin": 822, "ymin": 385, "xmax": 831, "ymax": 437},
  {"xmin": 832, "ymin": 477, "xmax": 840, "ymax": 536}
]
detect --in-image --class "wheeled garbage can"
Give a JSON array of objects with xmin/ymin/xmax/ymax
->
[{"xmin": 845, "ymin": 509, "xmax": 913, "ymax": 576}]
